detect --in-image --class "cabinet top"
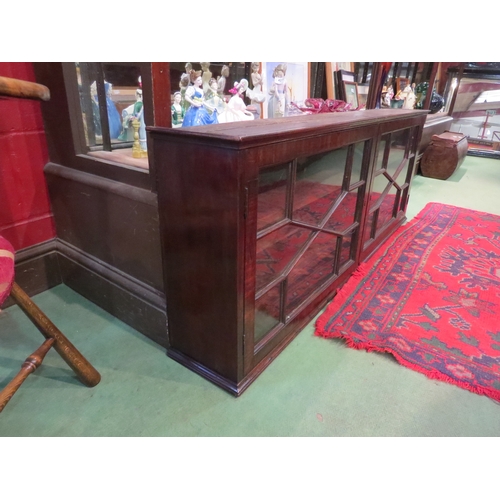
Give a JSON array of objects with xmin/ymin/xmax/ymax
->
[{"xmin": 148, "ymin": 109, "xmax": 429, "ymax": 149}]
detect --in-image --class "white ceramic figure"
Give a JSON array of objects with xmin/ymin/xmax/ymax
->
[
  {"xmin": 402, "ymin": 84, "xmax": 416, "ymax": 109},
  {"xmin": 267, "ymin": 63, "xmax": 289, "ymax": 118},
  {"xmin": 218, "ymin": 79, "xmax": 254, "ymax": 123},
  {"xmin": 217, "ymin": 65, "xmax": 230, "ymax": 96},
  {"xmin": 204, "ymin": 78, "xmax": 226, "ymax": 115},
  {"xmin": 245, "ymin": 62, "xmax": 266, "ymax": 118},
  {"xmin": 184, "ymin": 62, "xmax": 193, "ymax": 79},
  {"xmin": 201, "ymin": 62, "xmax": 212, "ymax": 94},
  {"xmin": 383, "ymin": 85, "xmax": 394, "ymax": 107}
]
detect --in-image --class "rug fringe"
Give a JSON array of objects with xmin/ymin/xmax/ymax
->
[
  {"xmin": 315, "ymin": 263, "xmax": 369, "ymax": 337},
  {"xmin": 319, "ymin": 330, "xmax": 500, "ymax": 403}
]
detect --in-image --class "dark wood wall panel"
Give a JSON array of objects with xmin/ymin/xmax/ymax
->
[{"xmin": 44, "ymin": 163, "xmax": 163, "ymax": 293}]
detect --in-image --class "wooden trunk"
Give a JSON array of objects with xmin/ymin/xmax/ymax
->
[{"xmin": 420, "ymin": 131, "xmax": 468, "ymax": 180}]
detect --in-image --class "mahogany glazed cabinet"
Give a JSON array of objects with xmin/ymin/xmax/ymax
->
[{"xmin": 149, "ymin": 108, "xmax": 428, "ymax": 395}]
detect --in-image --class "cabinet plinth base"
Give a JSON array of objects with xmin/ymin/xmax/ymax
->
[
  {"xmin": 167, "ymin": 347, "xmax": 288, "ymax": 397},
  {"xmin": 167, "ymin": 331, "xmax": 306, "ymax": 397},
  {"xmin": 166, "ymin": 348, "xmax": 242, "ymax": 396}
]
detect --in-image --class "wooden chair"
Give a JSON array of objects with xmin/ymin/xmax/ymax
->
[{"xmin": 0, "ymin": 76, "xmax": 101, "ymax": 413}]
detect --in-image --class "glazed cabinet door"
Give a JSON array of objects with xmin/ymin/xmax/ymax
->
[
  {"xmin": 244, "ymin": 138, "xmax": 373, "ymax": 372},
  {"xmin": 360, "ymin": 123, "xmax": 421, "ymax": 261}
]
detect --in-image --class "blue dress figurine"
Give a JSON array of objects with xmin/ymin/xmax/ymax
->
[
  {"xmin": 182, "ymin": 76, "xmax": 219, "ymax": 127},
  {"xmin": 104, "ymin": 82, "xmax": 122, "ymax": 139},
  {"xmin": 91, "ymin": 81, "xmax": 122, "ymax": 139}
]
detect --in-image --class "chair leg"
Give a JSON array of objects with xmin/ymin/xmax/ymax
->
[
  {"xmin": 0, "ymin": 338, "xmax": 54, "ymax": 413},
  {"xmin": 9, "ymin": 282, "xmax": 101, "ymax": 388}
]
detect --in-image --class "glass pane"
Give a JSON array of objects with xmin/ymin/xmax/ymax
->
[
  {"xmin": 75, "ymin": 63, "xmax": 144, "ymax": 153},
  {"xmin": 450, "ymin": 75, "xmax": 500, "ymax": 156},
  {"xmin": 76, "ymin": 63, "xmax": 102, "ymax": 148},
  {"xmin": 255, "ymin": 225, "xmax": 312, "ymax": 292},
  {"xmin": 103, "ymin": 64, "xmax": 144, "ymax": 148},
  {"xmin": 376, "ymin": 132, "xmax": 408, "ymax": 172},
  {"xmin": 368, "ymin": 181, "xmax": 399, "ymax": 231},
  {"xmin": 292, "ymin": 147, "xmax": 349, "ymax": 226},
  {"xmin": 371, "ymin": 131, "xmax": 410, "ymax": 212},
  {"xmin": 386, "ymin": 129, "xmax": 409, "ymax": 183},
  {"xmin": 351, "ymin": 142, "xmax": 364, "ymax": 185},
  {"xmin": 370, "ymin": 170, "xmax": 389, "ymax": 201},
  {"xmin": 285, "ymin": 231, "xmax": 338, "ymax": 313},
  {"xmin": 324, "ymin": 187, "xmax": 360, "ymax": 233},
  {"xmin": 254, "ymin": 283, "xmax": 282, "ymax": 343},
  {"xmin": 363, "ymin": 211, "xmax": 375, "ymax": 244},
  {"xmin": 375, "ymin": 134, "xmax": 389, "ymax": 171},
  {"xmin": 254, "ymin": 140, "xmax": 368, "ymax": 342},
  {"xmin": 376, "ymin": 184, "xmax": 399, "ymax": 231},
  {"xmin": 339, "ymin": 230, "xmax": 355, "ymax": 268},
  {"xmin": 297, "ymin": 148, "xmax": 348, "ymax": 186},
  {"xmin": 292, "ymin": 182, "xmax": 343, "ymax": 227},
  {"xmin": 257, "ymin": 163, "xmax": 290, "ymax": 232}
]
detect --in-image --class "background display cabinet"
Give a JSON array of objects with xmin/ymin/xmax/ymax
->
[
  {"xmin": 354, "ymin": 62, "xmax": 454, "ymax": 163},
  {"xmin": 150, "ymin": 108, "xmax": 427, "ymax": 395},
  {"xmin": 33, "ymin": 63, "xmax": 171, "ymax": 347}
]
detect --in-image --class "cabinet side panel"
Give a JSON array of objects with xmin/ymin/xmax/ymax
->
[{"xmin": 154, "ymin": 138, "xmax": 240, "ymax": 381}]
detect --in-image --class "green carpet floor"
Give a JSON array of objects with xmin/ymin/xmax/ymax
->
[{"xmin": 1, "ymin": 155, "xmax": 500, "ymax": 437}]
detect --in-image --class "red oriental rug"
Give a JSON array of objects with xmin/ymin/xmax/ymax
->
[{"xmin": 315, "ymin": 202, "xmax": 500, "ymax": 402}]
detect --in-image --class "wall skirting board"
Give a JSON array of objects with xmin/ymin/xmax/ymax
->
[
  {"xmin": 7, "ymin": 238, "xmax": 169, "ymax": 349},
  {"xmin": 4, "ymin": 238, "xmax": 61, "ymax": 309}
]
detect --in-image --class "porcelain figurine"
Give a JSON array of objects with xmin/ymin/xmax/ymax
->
[
  {"xmin": 90, "ymin": 80, "xmax": 122, "ymax": 139},
  {"xmin": 267, "ymin": 63, "xmax": 289, "ymax": 118},
  {"xmin": 245, "ymin": 62, "xmax": 265, "ymax": 118},
  {"xmin": 383, "ymin": 85, "xmax": 394, "ymax": 107},
  {"xmin": 133, "ymin": 88, "xmax": 147, "ymax": 153},
  {"xmin": 217, "ymin": 65, "xmax": 230, "ymax": 96},
  {"xmin": 171, "ymin": 91, "xmax": 185, "ymax": 128},
  {"xmin": 118, "ymin": 88, "xmax": 142, "ymax": 141},
  {"xmin": 217, "ymin": 79, "xmax": 254, "ymax": 123},
  {"xmin": 402, "ymin": 84, "xmax": 416, "ymax": 109},
  {"xmin": 201, "ymin": 62, "xmax": 212, "ymax": 93},
  {"xmin": 116, "ymin": 87, "xmax": 146, "ymax": 156},
  {"xmin": 182, "ymin": 75, "xmax": 219, "ymax": 127},
  {"xmin": 180, "ymin": 62, "xmax": 192, "ymax": 81},
  {"xmin": 179, "ymin": 72, "xmax": 191, "ymax": 113},
  {"xmin": 204, "ymin": 78, "xmax": 226, "ymax": 115},
  {"xmin": 105, "ymin": 82, "xmax": 122, "ymax": 138}
]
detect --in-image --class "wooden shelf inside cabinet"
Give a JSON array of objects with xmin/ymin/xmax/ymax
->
[{"xmin": 149, "ymin": 108, "xmax": 428, "ymax": 396}]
